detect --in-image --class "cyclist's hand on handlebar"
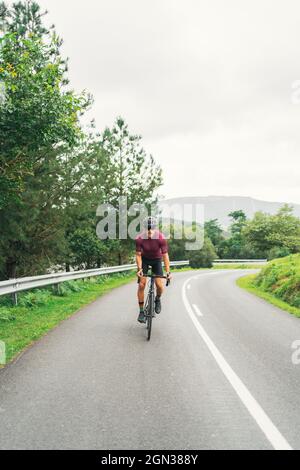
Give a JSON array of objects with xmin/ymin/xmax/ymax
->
[{"xmin": 137, "ymin": 269, "xmax": 143, "ymax": 278}]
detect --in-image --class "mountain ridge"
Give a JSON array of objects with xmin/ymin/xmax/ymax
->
[{"xmin": 158, "ymin": 195, "xmax": 300, "ymax": 228}]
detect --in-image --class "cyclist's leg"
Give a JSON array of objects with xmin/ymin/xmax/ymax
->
[
  {"xmin": 137, "ymin": 258, "xmax": 148, "ymax": 323},
  {"xmin": 152, "ymin": 259, "xmax": 164, "ymax": 313},
  {"xmin": 155, "ymin": 277, "xmax": 164, "ymax": 296},
  {"xmin": 138, "ymin": 258, "xmax": 149, "ymax": 302}
]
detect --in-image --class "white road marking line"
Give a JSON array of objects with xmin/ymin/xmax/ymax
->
[
  {"xmin": 192, "ymin": 304, "xmax": 203, "ymax": 317},
  {"xmin": 182, "ymin": 275, "xmax": 292, "ymax": 451},
  {"xmin": 187, "ymin": 284, "xmax": 191, "ymax": 290}
]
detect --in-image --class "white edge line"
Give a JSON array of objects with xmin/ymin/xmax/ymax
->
[
  {"xmin": 192, "ymin": 304, "xmax": 203, "ymax": 317},
  {"xmin": 182, "ymin": 275, "xmax": 292, "ymax": 451}
]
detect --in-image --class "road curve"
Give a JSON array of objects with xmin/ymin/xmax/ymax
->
[{"xmin": 0, "ymin": 269, "xmax": 300, "ymax": 450}]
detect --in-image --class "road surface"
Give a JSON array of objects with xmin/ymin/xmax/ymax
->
[{"xmin": 0, "ymin": 269, "xmax": 300, "ymax": 450}]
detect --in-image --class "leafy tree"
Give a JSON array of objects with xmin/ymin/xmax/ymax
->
[
  {"xmin": 68, "ymin": 228, "xmax": 107, "ymax": 270},
  {"xmin": 96, "ymin": 117, "xmax": 163, "ymax": 264},
  {"xmin": 243, "ymin": 205, "xmax": 300, "ymax": 259},
  {"xmin": 168, "ymin": 237, "xmax": 187, "ymax": 261},
  {"xmin": 267, "ymin": 246, "xmax": 291, "ymax": 260},
  {"xmin": 204, "ymin": 218, "xmax": 224, "ymax": 255},
  {"xmin": 0, "ymin": 3, "xmax": 165, "ymax": 279},
  {"xmin": 99, "ymin": 117, "xmax": 162, "ymax": 207},
  {"xmin": 161, "ymin": 222, "xmax": 188, "ymax": 261},
  {"xmin": 189, "ymin": 238, "xmax": 217, "ymax": 268},
  {"xmin": 218, "ymin": 210, "xmax": 249, "ymax": 259},
  {"xmin": 228, "ymin": 210, "xmax": 247, "ymax": 234},
  {"xmin": 0, "ymin": 30, "xmax": 91, "ymax": 207},
  {"xmin": 0, "ymin": 2, "xmax": 92, "ymax": 278},
  {"xmin": 0, "ymin": 0, "xmax": 49, "ymax": 38}
]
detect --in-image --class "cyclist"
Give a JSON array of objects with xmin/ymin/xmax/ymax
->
[{"xmin": 136, "ymin": 216, "xmax": 171, "ymax": 323}]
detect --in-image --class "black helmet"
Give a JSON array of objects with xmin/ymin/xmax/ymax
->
[{"xmin": 144, "ymin": 216, "xmax": 157, "ymax": 230}]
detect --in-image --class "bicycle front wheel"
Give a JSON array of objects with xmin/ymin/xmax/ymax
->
[
  {"xmin": 147, "ymin": 311, "xmax": 152, "ymax": 341},
  {"xmin": 146, "ymin": 295, "xmax": 154, "ymax": 341}
]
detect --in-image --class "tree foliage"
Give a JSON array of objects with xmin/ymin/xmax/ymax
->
[
  {"xmin": 0, "ymin": 2, "xmax": 162, "ymax": 279},
  {"xmin": 189, "ymin": 238, "xmax": 217, "ymax": 268},
  {"xmin": 243, "ymin": 205, "xmax": 300, "ymax": 258}
]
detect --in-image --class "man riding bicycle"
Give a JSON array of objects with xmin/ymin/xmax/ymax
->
[{"xmin": 136, "ymin": 217, "xmax": 171, "ymax": 323}]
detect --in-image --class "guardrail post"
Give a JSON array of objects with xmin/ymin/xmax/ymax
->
[
  {"xmin": 12, "ymin": 291, "xmax": 18, "ymax": 306},
  {"xmin": 9, "ymin": 279, "xmax": 18, "ymax": 306},
  {"xmin": 52, "ymin": 284, "xmax": 61, "ymax": 295}
]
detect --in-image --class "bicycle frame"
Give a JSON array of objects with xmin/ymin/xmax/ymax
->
[{"xmin": 142, "ymin": 273, "xmax": 169, "ymax": 341}]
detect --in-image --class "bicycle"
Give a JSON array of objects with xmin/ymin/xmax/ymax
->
[{"xmin": 142, "ymin": 272, "xmax": 170, "ymax": 341}]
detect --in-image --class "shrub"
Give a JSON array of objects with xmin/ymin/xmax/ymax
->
[
  {"xmin": 268, "ymin": 246, "xmax": 291, "ymax": 260},
  {"xmin": 0, "ymin": 308, "xmax": 16, "ymax": 322},
  {"xmin": 254, "ymin": 254, "xmax": 300, "ymax": 308},
  {"xmin": 19, "ymin": 289, "xmax": 52, "ymax": 307},
  {"xmin": 63, "ymin": 281, "xmax": 83, "ymax": 292},
  {"xmin": 189, "ymin": 238, "xmax": 217, "ymax": 268}
]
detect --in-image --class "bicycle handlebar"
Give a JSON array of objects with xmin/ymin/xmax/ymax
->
[
  {"xmin": 144, "ymin": 274, "xmax": 168, "ymax": 279},
  {"xmin": 137, "ymin": 274, "xmax": 171, "ymax": 286}
]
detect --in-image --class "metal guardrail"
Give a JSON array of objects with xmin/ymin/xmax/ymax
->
[
  {"xmin": 0, "ymin": 259, "xmax": 265, "ymax": 304},
  {"xmin": 0, "ymin": 260, "xmax": 189, "ymax": 303}
]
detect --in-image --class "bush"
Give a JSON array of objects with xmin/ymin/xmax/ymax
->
[
  {"xmin": 254, "ymin": 254, "xmax": 300, "ymax": 308},
  {"xmin": 63, "ymin": 281, "xmax": 83, "ymax": 292},
  {"xmin": 19, "ymin": 289, "xmax": 52, "ymax": 308},
  {"xmin": 189, "ymin": 238, "xmax": 217, "ymax": 268},
  {"xmin": 52, "ymin": 283, "xmax": 72, "ymax": 297},
  {"xmin": 267, "ymin": 246, "xmax": 291, "ymax": 260},
  {"xmin": 0, "ymin": 308, "xmax": 16, "ymax": 322}
]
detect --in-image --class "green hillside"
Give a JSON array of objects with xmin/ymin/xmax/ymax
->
[
  {"xmin": 255, "ymin": 255, "xmax": 300, "ymax": 308},
  {"xmin": 238, "ymin": 255, "xmax": 300, "ymax": 317}
]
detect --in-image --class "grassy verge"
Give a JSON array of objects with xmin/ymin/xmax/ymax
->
[
  {"xmin": 237, "ymin": 273, "xmax": 300, "ymax": 318},
  {"xmin": 0, "ymin": 272, "xmax": 135, "ymax": 367},
  {"xmin": 172, "ymin": 264, "xmax": 263, "ymax": 273},
  {"xmin": 212, "ymin": 263, "xmax": 264, "ymax": 270}
]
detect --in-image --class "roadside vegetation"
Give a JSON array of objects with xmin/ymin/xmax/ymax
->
[
  {"xmin": 0, "ymin": 1, "xmax": 162, "ymax": 280},
  {"xmin": 168, "ymin": 205, "xmax": 300, "ymax": 269},
  {"xmin": 173, "ymin": 264, "xmax": 265, "ymax": 272},
  {"xmin": 1, "ymin": 1, "xmax": 299, "ymax": 280},
  {"xmin": 0, "ymin": 272, "xmax": 135, "ymax": 366},
  {"xmin": 237, "ymin": 255, "xmax": 300, "ymax": 317}
]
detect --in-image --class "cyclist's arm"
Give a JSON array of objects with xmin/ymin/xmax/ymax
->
[
  {"xmin": 135, "ymin": 237, "xmax": 143, "ymax": 276},
  {"xmin": 162, "ymin": 253, "xmax": 171, "ymax": 275},
  {"xmin": 136, "ymin": 252, "xmax": 142, "ymax": 272},
  {"xmin": 160, "ymin": 235, "xmax": 171, "ymax": 276}
]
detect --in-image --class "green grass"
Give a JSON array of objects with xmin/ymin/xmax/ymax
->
[
  {"xmin": 172, "ymin": 264, "xmax": 263, "ymax": 273},
  {"xmin": 212, "ymin": 263, "xmax": 264, "ymax": 270},
  {"xmin": 0, "ymin": 272, "xmax": 135, "ymax": 366},
  {"xmin": 237, "ymin": 255, "xmax": 300, "ymax": 318}
]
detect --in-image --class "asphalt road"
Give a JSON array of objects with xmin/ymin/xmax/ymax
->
[{"xmin": 1, "ymin": 269, "xmax": 300, "ymax": 450}]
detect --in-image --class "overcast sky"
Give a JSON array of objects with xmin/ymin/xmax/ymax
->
[{"xmin": 35, "ymin": 0, "xmax": 300, "ymax": 203}]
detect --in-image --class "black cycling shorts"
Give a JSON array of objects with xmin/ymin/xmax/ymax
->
[{"xmin": 142, "ymin": 257, "xmax": 163, "ymax": 277}]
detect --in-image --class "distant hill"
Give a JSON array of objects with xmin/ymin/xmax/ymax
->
[{"xmin": 158, "ymin": 196, "xmax": 300, "ymax": 228}]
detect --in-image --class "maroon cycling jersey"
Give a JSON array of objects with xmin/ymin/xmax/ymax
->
[{"xmin": 135, "ymin": 230, "xmax": 168, "ymax": 260}]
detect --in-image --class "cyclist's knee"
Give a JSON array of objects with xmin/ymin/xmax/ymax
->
[{"xmin": 139, "ymin": 279, "xmax": 146, "ymax": 290}]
